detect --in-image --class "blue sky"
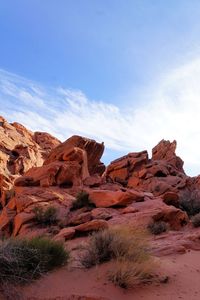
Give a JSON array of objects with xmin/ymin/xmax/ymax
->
[{"xmin": 1, "ymin": 1, "xmax": 200, "ymax": 175}]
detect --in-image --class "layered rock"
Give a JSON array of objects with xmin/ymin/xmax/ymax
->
[
  {"xmin": 0, "ymin": 117, "xmax": 60, "ymax": 206},
  {"xmin": 33, "ymin": 131, "xmax": 61, "ymax": 159},
  {"xmin": 88, "ymin": 189, "xmax": 144, "ymax": 207},
  {"xmin": 105, "ymin": 139, "xmax": 187, "ymax": 196},
  {"xmin": 0, "ymin": 116, "xmax": 199, "ymax": 258},
  {"xmin": 44, "ymin": 135, "xmax": 105, "ymax": 175},
  {"xmin": 0, "ymin": 116, "xmax": 61, "ymax": 206},
  {"xmin": 15, "ymin": 135, "xmax": 105, "ymax": 189},
  {"xmin": 152, "ymin": 139, "xmax": 184, "ymax": 172}
]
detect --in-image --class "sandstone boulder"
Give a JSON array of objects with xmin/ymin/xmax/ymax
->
[
  {"xmin": 152, "ymin": 139, "xmax": 184, "ymax": 173},
  {"xmin": 152, "ymin": 206, "xmax": 189, "ymax": 230},
  {"xmin": 91, "ymin": 208, "xmax": 118, "ymax": 220},
  {"xmin": 54, "ymin": 227, "xmax": 76, "ymax": 241},
  {"xmin": 89, "ymin": 190, "xmax": 144, "ymax": 208},
  {"xmin": 163, "ymin": 191, "xmax": 179, "ymax": 208},
  {"xmin": 69, "ymin": 211, "xmax": 92, "ymax": 225},
  {"xmin": 105, "ymin": 151, "xmax": 148, "ymax": 184},
  {"xmin": 44, "ymin": 135, "xmax": 105, "ymax": 175},
  {"xmin": 15, "ymin": 161, "xmax": 82, "ymax": 188},
  {"xmin": 74, "ymin": 219, "xmax": 108, "ymax": 232},
  {"xmin": 0, "ymin": 116, "xmax": 60, "ymax": 206}
]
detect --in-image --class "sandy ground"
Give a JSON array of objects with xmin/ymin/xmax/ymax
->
[{"xmin": 12, "ymin": 250, "xmax": 200, "ymax": 300}]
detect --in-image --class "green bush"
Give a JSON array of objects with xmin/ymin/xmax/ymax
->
[
  {"xmin": 32, "ymin": 206, "xmax": 58, "ymax": 226},
  {"xmin": 71, "ymin": 191, "xmax": 93, "ymax": 210},
  {"xmin": 148, "ymin": 221, "xmax": 168, "ymax": 235},
  {"xmin": 191, "ymin": 213, "xmax": 200, "ymax": 227},
  {"xmin": 179, "ymin": 190, "xmax": 200, "ymax": 216},
  {"xmin": 0, "ymin": 237, "xmax": 69, "ymax": 284}
]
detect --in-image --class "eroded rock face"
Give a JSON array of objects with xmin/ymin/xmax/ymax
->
[
  {"xmin": 44, "ymin": 135, "xmax": 105, "ymax": 175},
  {"xmin": 105, "ymin": 151, "xmax": 149, "ymax": 185},
  {"xmin": 88, "ymin": 190, "xmax": 144, "ymax": 207},
  {"xmin": 33, "ymin": 132, "xmax": 61, "ymax": 159},
  {"xmin": 0, "ymin": 117, "xmax": 199, "ymax": 257},
  {"xmin": 0, "ymin": 116, "xmax": 61, "ymax": 206},
  {"xmin": 152, "ymin": 139, "xmax": 184, "ymax": 172},
  {"xmin": 15, "ymin": 161, "xmax": 82, "ymax": 188},
  {"xmin": 105, "ymin": 140, "xmax": 187, "ymax": 196},
  {"xmin": 0, "ymin": 186, "xmax": 75, "ymax": 236}
]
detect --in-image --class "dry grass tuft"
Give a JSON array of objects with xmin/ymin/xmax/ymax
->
[
  {"xmin": 108, "ymin": 260, "xmax": 154, "ymax": 289},
  {"xmin": 71, "ymin": 191, "xmax": 94, "ymax": 210},
  {"xmin": 81, "ymin": 225, "xmax": 150, "ymax": 266},
  {"xmin": 81, "ymin": 225, "xmax": 157, "ymax": 288}
]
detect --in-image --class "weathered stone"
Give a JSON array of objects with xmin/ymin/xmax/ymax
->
[
  {"xmin": 44, "ymin": 135, "xmax": 105, "ymax": 175},
  {"xmin": 54, "ymin": 227, "xmax": 76, "ymax": 241},
  {"xmin": 13, "ymin": 212, "xmax": 35, "ymax": 236},
  {"xmin": 91, "ymin": 208, "xmax": 117, "ymax": 220},
  {"xmin": 152, "ymin": 139, "xmax": 184, "ymax": 172},
  {"xmin": 69, "ymin": 212, "xmax": 92, "ymax": 225},
  {"xmin": 74, "ymin": 219, "xmax": 108, "ymax": 232},
  {"xmin": 163, "ymin": 191, "xmax": 179, "ymax": 208},
  {"xmin": 152, "ymin": 207, "xmax": 189, "ymax": 230},
  {"xmin": 89, "ymin": 190, "xmax": 144, "ymax": 208}
]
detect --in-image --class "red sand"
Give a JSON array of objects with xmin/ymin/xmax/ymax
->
[{"xmin": 20, "ymin": 250, "xmax": 200, "ymax": 300}]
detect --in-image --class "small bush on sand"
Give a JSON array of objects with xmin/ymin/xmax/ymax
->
[
  {"xmin": 81, "ymin": 226, "xmax": 155, "ymax": 288},
  {"xmin": 179, "ymin": 190, "xmax": 200, "ymax": 216},
  {"xmin": 32, "ymin": 206, "xmax": 58, "ymax": 226},
  {"xmin": 108, "ymin": 260, "xmax": 154, "ymax": 289},
  {"xmin": 81, "ymin": 226, "xmax": 150, "ymax": 268},
  {"xmin": 191, "ymin": 213, "xmax": 200, "ymax": 227},
  {"xmin": 0, "ymin": 236, "xmax": 69, "ymax": 284},
  {"xmin": 71, "ymin": 191, "xmax": 93, "ymax": 210},
  {"xmin": 148, "ymin": 221, "xmax": 168, "ymax": 235}
]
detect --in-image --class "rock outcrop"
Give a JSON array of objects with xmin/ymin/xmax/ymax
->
[
  {"xmin": 105, "ymin": 139, "xmax": 187, "ymax": 196},
  {"xmin": 44, "ymin": 135, "xmax": 105, "ymax": 175},
  {"xmin": 0, "ymin": 116, "xmax": 61, "ymax": 206},
  {"xmin": 1, "ymin": 115, "xmax": 200, "ymax": 257},
  {"xmin": 15, "ymin": 135, "xmax": 106, "ymax": 189}
]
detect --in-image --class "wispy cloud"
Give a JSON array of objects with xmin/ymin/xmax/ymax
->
[{"xmin": 1, "ymin": 60, "xmax": 200, "ymax": 176}]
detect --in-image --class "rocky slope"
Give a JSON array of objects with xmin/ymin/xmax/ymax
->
[{"xmin": 0, "ymin": 115, "xmax": 200, "ymax": 256}]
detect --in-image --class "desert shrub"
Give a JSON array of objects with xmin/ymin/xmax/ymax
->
[
  {"xmin": 81, "ymin": 226, "xmax": 150, "ymax": 268},
  {"xmin": 148, "ymin": 221, "xmax": 168, "ymax": 235},
  {"xmin": 81, "ymin": 226, "xmax": 156, "ymax": 289},
  {"xmin": 71, "ymin": 191, "xmax": 93, "ymax": 210},
  {"xmin": 179, "ymin": 190, "xmax": 200, "ymax": 216},
  {"xmin": 0, "ymin": 236, "xmax": 69, "ymax": 284},
  {"xmin": 26, "ymin": 236, "xmax": 68, "ymax": 270},
  {"xmin": 32, "ymin": 206, "xmax": 58, "ymax": 226},
  {"xmin": 191, "ymin": 213, "xmax": 200, "ymax": 227},
  {"xmin": 108, "ymin": 260, "xmax": 154, "ymax": 289}
]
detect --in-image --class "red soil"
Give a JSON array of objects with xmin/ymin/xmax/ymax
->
[{"xmin": 20, "ymin": 250, "xmax": 200, "ymax": 300}]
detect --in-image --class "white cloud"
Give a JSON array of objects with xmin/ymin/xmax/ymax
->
[{"xmin": 1, "ymin": 60, "xmax": 200, "ymax": 176}]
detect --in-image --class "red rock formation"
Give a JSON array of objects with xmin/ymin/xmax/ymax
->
[
  {"xmin": 106, "ymin": 139, "xmax": 187, "ymax": 196},
  {"xmin": 105, "ymin": 151, "xmax": 148, "ymax": 185},
  {"xmin": 1, "ymin": 116, "xmax": 200, "ymax": 259},
  {"xmin": 88, "ymin": 190, "xmax": 144, "ymax": 207},
  {"xmin": 152, "ymin": 139, "xmax": 184, "ymax": 172},
  {"xmin": 0, "ymin": 116, "xmax": 61, "ymax": 207},
  {"xmin": 33, "ymin": 131, "xmax": 61, "ymax": 158},
  {"xmin": 44, "ymin": 135, "xmax": 105, "ymax": 175}
]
